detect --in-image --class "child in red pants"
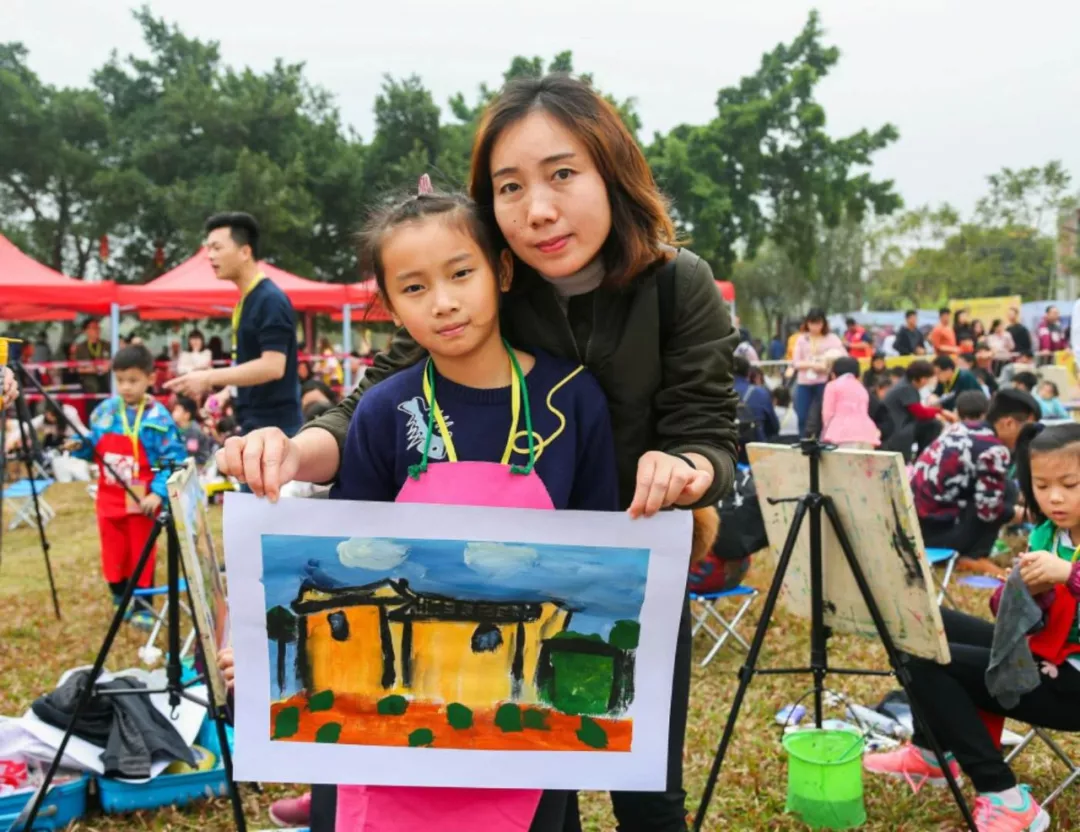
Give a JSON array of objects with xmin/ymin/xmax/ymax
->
[{"xmin": 73, "ymin": 345, "xmax": 186, "ymax": 614}]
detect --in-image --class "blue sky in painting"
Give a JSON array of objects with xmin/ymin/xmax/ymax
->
[{"xmin": 261, "ymin": 535, "xmax": 649, "ymax": 638}]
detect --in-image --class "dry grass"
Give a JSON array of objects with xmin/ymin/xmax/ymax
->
[{"xmin": 1, "ymin": 483, "xmax": 1077, "ymax": 831}]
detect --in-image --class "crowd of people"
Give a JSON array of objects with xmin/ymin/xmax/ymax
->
[{"xmin": 3, "ymin": 70, "xmax": 1080, "ymax": 832}]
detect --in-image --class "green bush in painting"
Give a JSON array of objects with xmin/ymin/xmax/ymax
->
[
  {"xmin": 315, "ymin": 722, "xmax": 342, "ymax": 743},
  {"xmin": 523, "ymin": 708, "xmax": 550, "ymax": 730},
  {"xmin": 494, "ymin": 703, "xmax": 523, "ymax": 732},
  {"xmin": 576, "ymin": 716, "xmax": 609, "ymax": 749},
  {"xmin": 274, "ymin": 707, "xmax": 300, "ymax": 739},
  {"xmin": 408, "ymin": 728, "xmax": 435, "ymax": 747},
  {"xmin": 546, "ymin": 650, "xmax": 615, "ymax": 716},
  {"xmin": 308, "ymin": 690, "xmax": 335, "ymax": 712},
  {"xmin": 377, "ymin": 694, "xmax": 409, "ymax": 716},
  {"xmin": 446, "ymin": 703, "xmax": 473, "ymax": 730}
]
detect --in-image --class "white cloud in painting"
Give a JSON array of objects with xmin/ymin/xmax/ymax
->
[
  {"xmin": 337, "ymin": 538, "xmax": 408, "ymax": 570},
  {"xmin": 464, "ymin": 542, "xmax": 538, "ymax": 576}
]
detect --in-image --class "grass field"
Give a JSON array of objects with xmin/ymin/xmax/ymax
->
[{"xmin": 1, "ymin": 482, "xmax": 1077, "ymax": 830}]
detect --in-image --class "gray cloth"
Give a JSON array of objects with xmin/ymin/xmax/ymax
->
[{"xmin": 986, "ymin": 568, "xmax": 1044, "ymax": 708}]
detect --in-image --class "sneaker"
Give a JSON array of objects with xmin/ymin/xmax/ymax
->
[
  {"xmin": 269, "ymin": 792, "xmax": 312, "ymax": 828},
  {"xmin": 127, "ymin": 610, "xmax": 157, "ymax": 631},
  {"xmin": 864, "ymin": 743, "xmax": 963, "ymax": 793},
  {"xmin": 973, "ymin": 787, "xmax": 1050, "ymax": 831}
]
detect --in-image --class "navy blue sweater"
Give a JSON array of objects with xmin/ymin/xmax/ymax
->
[{"xmin": 333, "ymin": 350, "xmax": 619, "ymax": 510}]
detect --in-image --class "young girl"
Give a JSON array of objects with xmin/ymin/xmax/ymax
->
[
  {"xmin": 788, "ymin": 308, "xmax": 845, "ymax": 437},
  {"xmin": 821, "ymin": 356, "xmax": 880, "ymax": 449},
  {"xmin": 1036, "ymin": 380, "xmax": 1069, "ymax": 421},
  {"xmin": 865, "ymin": 422, "xmax": 1080, "ymax": 831},
  {"xmin": 772, "ymin": 387, "xmax": 799, "ymax": 437},
  {"xmin": 330, "ymin": 181, "xmax": 619, "ymax": 831}
]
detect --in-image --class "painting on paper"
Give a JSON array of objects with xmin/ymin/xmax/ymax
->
[
  {"xmin": 168, "ymin": 461, "xmax": 230, "ymax": 707},
  {"xmin": 260, "ymin": 534, "xmax": 647, "ymax": 753}
]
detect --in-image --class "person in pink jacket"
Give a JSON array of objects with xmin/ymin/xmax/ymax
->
[{"xmin": 822, "ymin": 356, "xmax": 881, "ymax": 449}]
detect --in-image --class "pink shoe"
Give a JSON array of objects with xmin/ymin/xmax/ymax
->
[
  {"xmin": 972, "ymin": 787, "xmax": 1050, "ymax": 831},
  {"xmin": 269, "ymin": 791, "xmax": 312, "ymax": 828},
  {"xmin": 863, "ymin": 743, "xmax": 963, "ymax": 793}
]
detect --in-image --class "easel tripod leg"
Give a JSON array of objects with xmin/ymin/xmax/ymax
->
[
  {"xmin": 693, "ymin": 499, "xmax": 811, "ymax": 832},
  {"xmin": 15, "ymin": 515, "xmax": 166, "ymax": 830},
  {"xmin": 822, "ymin": 498, "xmax": 977, "ymax": 832}
]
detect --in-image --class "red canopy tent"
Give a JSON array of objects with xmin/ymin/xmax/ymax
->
[
  {"xmin": 0, "ymin": 234, "xmax": 116, "ymax": 319},
  {"xmin": 716, "ymin": 281, "xmax": 735, "ymax": 304},
  {"xmin": 116, "ymin": 249, "xmax": 370, "ymax": 320}
]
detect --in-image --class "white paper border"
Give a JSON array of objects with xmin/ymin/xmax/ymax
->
[{"xmin": 224, "ymin": 493, "xmax": 691, "ymax": 790}]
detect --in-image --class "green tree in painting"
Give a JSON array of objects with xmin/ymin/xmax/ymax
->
[{"xmin": 266, "ymin": 605, "xmax": 298, "ymax": 693}]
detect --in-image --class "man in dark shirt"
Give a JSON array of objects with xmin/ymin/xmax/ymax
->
[
  {"xmin": 1006, "ymin": 306, "xmax": 1033, "ymax": 356},
  {"xmin": 166, "ymin": 213, "xmax": 301, "ymax": 436},
  {"xmin": 893, "ymin": 309, "xmax": 927, "ymax": 356},
  {"xmin": 932, "ymin": 355, "xmax": 983, "ymax": 410}
]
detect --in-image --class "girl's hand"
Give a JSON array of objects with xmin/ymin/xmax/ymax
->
[
  {"xmin": 629, "ymin": 451, "xmax": 713, "ymax": 519},
  {"xmin": 218, "ymin": 646, "xmax": 235, "ymax": 692},
  {"xmin": 1018, "ymin": 550, "xmax": 1072, "ymax": 594}
]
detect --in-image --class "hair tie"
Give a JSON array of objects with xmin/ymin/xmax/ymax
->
[{"xmin": 418, "ymin": 174, "xmax": 433, "ymax": 196}]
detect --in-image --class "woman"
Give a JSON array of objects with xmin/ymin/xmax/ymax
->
[
  {"xmin": 177, "ymin": 329, "xmax": 213, "ymax": 375},
  {"xmin": 787, "ymin": 309, "xmax": 844, "ymax": 436},
  {"xmin": 217, "ymin": 73, "xmax": 737, "ymax": 832},
  {"xmin": 316, "ymin": 336, "xmax": 343, "ymax": 386},
  {"xmin": 986, "ymin": 318, "xmax": 1015, "ymax": 361},
  {"xmin": 971, "ymin": 318, "xmax": 986, "ymax": 343},
  {"xmin": 862, "ymin": 351, "xmax": 887, "ymax": 389},
  {"xmin": 953, "ymin": 308, "xmax": 974, "ymax": 346}
]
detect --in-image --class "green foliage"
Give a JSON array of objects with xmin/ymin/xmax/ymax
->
[
  {"xmin": 545, "ymin": 650, "xmax": 616, "ymax": 716},
  {"xmin": 308, "ymin": 690, "xmax": 334, "ymax": 712},
  {"xmin": 576, "ymin": 716, "xmax": 608, "ymax": 749},
  {"xmin": 494, "ymin": 703, "xmax": 523, "ymax": 732},
  {"xmin": 377, "ymin": 694, "xmax": 409, "ymax": 716},
  {"xmin": 446, "ymin": 703, "xmax": 473, "ymax": 730},
  {"xmin": 273, "ymin": 707, "xmax": 300, "ymax": 739},
  {"xmin": 265, "ymin": 605, "xmax": 298, "ymax": 643},
  {"xmin": 315, "ymin": 722, "xmax": 342, "ymax": 743},
  {"xmin": 607, "ymin": 621, "xmax": 640, "ymax": 651},
  {"xmin": 408, "ymin": 728, "xmax": 435, "ymax": 747},
  {"xmin": 523, "ymin": 708, "xmax": 550, "ymax": 731}
]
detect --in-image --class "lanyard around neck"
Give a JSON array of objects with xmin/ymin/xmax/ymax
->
[
  {"xmin": 119, "ymin": 397, "xmax": 147, "ymax": 472},
  {"xmin": 231, "ymin": 272, "xmax": 266, "ymax": 358},
  {"xmin": 408, "ymin": 340, "xmax": 535, "ymax": 480},
  {"xmin": 87, "ymin": 341, "xmax": 101, "ymax": 359}
]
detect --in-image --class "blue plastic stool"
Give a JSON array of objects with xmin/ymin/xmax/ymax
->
[
  {"xmin": 131, "ymin": 580, "xmax": 197, "ymax": 665},
  {"xmin": 924, "ymin": 547, "xmax": 959, "ymax": 607},
  {"xmin": 3, "ymin": 478, "xmax": 56, "ymax": 530},
  {"xmin": 689, "ymin": 585, "xmax": 759, "ymax": 667}
]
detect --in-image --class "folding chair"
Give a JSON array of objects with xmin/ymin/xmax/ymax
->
[
  {"xmin": 132, "ymin": 581, "xmax": 198, "ymax": 666},
  {"xmin": 1004, "ymin": 726, "xmax": 1080, "ymax": 807},
  {"xmin": 690, "ymin": 585, "xmax": 759, "ymax": 667},
  {"xmin": 924, "ymin": 547, "xmax": 959, "ymax": 607},
  {"xmin": 3, "ymin": 478, "xmax": 56, "ymax": 531}
]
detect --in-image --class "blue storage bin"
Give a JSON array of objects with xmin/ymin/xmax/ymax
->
[
  {"xmin": 97, "ymin": 716, "xmax": 233, "ymax": 814},
  {"xmin": 0, "ymin": 774, "xmax": 90, "ymax": 831}
]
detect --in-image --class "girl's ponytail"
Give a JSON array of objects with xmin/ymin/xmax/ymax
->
[{"xmin": 1014, "ymin": 421, "xmax": 1045, "ymax": 524}]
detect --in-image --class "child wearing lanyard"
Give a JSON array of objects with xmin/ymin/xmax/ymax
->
[
  {"xmin": 71, "ymin": 345, "xmax": 186, "ymax": 621},
  {"xmin": 865, "ymin": 422, "xmax": 1080, "ymax": 831},
  {"xmin": 324, "ymin": 179, "xmax": 619, "ymax": 830}
]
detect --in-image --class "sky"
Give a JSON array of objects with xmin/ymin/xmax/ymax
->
[
  {"xmin": 7, "ymin": 0, "xmax": 1080, "ymax": 217},
  {"xmin": 261, "ymin": 534, "xmax": 649, "ymax": 638}
]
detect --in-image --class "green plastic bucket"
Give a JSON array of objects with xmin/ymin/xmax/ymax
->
[{"xmin": 782, "ymin": 729, "xmax": 866, "ymax": 830}]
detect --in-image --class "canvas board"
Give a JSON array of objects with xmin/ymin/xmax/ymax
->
[
  {"xmin": 747, "ymin": 443, "xmax": 950, "ymax": 664},
  {"xmin": 167, "ymin": 461, "xmax": 230, "ymax": 708},
  {"xmin": 223, "ymin": 493, "xmax": 692, "ymax": 790}
]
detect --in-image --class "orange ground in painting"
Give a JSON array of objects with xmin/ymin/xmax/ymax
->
[{"xmin": 270, "ymin": 694, "xmax": 633, "ymax": 752}]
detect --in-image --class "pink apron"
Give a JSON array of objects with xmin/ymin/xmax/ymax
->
[{"xmin": 337, "ymin": 345, "xmax": 552, "ymax": 832}]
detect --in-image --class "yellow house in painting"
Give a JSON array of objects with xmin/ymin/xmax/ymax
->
[{"xmin": 292, "ymin": 578, "xmax": 571, "ymax": 708}]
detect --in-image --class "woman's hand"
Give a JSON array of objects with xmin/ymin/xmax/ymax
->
[
  {"xmin": 218, "ymin": 646, "xmax": 235, "ymax": 693},
  {"xmin": 629, "ymin": 451, "xmax": 713, "ymax": 519},
  {"xmin": 1018, "ymin": 550, "xmax": 1072, "ymax": 595}
]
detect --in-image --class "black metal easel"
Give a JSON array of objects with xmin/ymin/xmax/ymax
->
[
  {"xmin": 0, "ymin": 358, "xmax": 62, "ymax": 619},
  {"xmin": 7, "ymin": 377, "xmax": 248, "ymax": 831},
  {"xmin": 693, "ymin": 439, "xmax": 977, "ymax": 832}
]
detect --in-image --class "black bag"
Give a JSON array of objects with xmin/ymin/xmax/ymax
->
[
  {"xmin": 714, "ymin": 467, "xmax": 768, "ymax": 561},
  {"xmin": 735, "ymin": 387, "xmax": 758, "ymax": 447}
]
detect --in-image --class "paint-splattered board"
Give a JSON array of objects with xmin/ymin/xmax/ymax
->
[{"xmin": 747, "ymin": 444, "xmax": 950, "ymax": 664}]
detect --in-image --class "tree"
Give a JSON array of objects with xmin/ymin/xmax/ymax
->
[
  {"xmin": 266, "ymin": 605, "xmax": 298, "ymax": 693},
  {"xmin": 0, "ymin": 43, "xmax": 112, "ymax": 277},
  {"xmin": 732, "ymin": 244, "xmax": 805, "ymax": 339},
  {"xmin": 648, "ymin": 11, "xmax": 901, "ymax": 280}
]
